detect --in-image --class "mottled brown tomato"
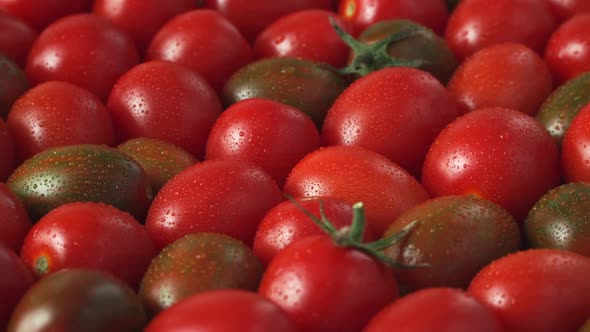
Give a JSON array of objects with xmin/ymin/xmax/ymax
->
[
  {"xmin": 0, "ymin": 55, "xmax": 29, "ymax": 119},
  {"xmin": 0, "ymin": 11, "xmax": 37, "ymax": 67}
]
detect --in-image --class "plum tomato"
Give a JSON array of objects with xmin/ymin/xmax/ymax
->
[
  {"xmin": 322, "ymin": 67, "xmax": 459, "ymax": 178},
  {"xmin": 468, "ymin": 249, "xmax": 590, "ymax": 332},
  {"xmin": 7, "ymin": 144, "xmax": 152, "ymax": 221},
  {"xmin": 562, "ymin": 102, "xmax": 590, "ymax": 182},
  {"xmin": 139, "ymin": 232, "xmax": 263, "ymax": 314},
  {"xmin": 363, "ymin": 288, "xmax": 503, "ymax": 332},
  {"xmin": 146, "ymin": 159, "xmax": 282, "ymax": 249},
  {"xmin": 7, "ymin": 269, "xmax": 147, "ymax": 332},
  {"xmin": 0, "ymin": 55, "xmax": 29, "ymax": 119},
  {"xmin": 0, "ymin": 11, "xmax": 36, "ymax": 67},
  {"xmin": 445, "ymin": 0, "xmax": 556, "ymax": 62},
  {"xmin": 547, "ymin": 0, "xmax": 590, "ymax": 22},
  {"xmin": 421, "ymin": 107, "xmax": 562, "ymax": 222},
  {"xmin": 545, "ymin": 13, "xmax": 590, "ymax": 84},
  {"xmin": 146, "ymin": 9, "xmax": 253, "ymax": 93},
  {"xmin": 7, "ymin": 81, "xmax": 116, "ymax": 163},
  {"xmin": 145, "ymin": 290, "xmax": 299, "ymax": 332},
  {"xmin": 205, "ymin": 98, "xmax": 320, "ymax": 187},
  {"xmin": 447, "ymin": 43, "xmax": 553, "ymax": 116},
  {"xmin": 107, "ymin": 60, "xmax": 222, "ymax": 159},
  {"xmin": 0, "ymin": 0, "xmax": 93, "ymax": 31},
  {"xmin": 0, "ymin": 116, "xmax": 15, "ymax": 182},
  {"xmin": 0, "ymin": 245, "xmax": 34, "ymax": 332},
  {"xmin": 0, "ymin": 183, "xmax": 31, "ymax": 253}
]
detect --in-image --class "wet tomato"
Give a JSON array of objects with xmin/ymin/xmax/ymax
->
[{"xmin": 545, "ymin": 13, "xmax": 590, "ymax": 84}]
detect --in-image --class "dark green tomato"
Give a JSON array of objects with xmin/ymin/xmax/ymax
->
[
  {"xmin": 357, "ymin": 19, "xmax": 457, "ymax": 83},
  {"xmin": 382, "ymin": 195, "xmax": 521, "ymax": 292},
  {"xmin": 7, "ymin": 269, "xmax": 147, "ymax": 332},
  {"xmin": 139, "ymin": 232, "xmax": 263, "ymax": 315},
  {"xmin": 222, "ymin": 57, "xmax": 348, "ymax": 127},
  {"xmin": 7, "ymin": 144, "xmax": 152, "ymax": 222},
  {"xmin": 525, "ymin": 182, "xmax": 590, "ymax": 257},
  {"xmin": 117, "ymin": 137, "xmax": 198, "ymax": 194},
  {"xmin": 0, "ymin": 55, "xmax": 29, "ymax": 119},
  {"xmin": 536, "ymin": 72, "xmax": 590, "ymax": 147}
]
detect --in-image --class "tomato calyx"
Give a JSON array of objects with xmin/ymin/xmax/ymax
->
[
  {"xmin": 330, "ymin": 17, "xmax": 427, "ymax": 77},
  {"xmin": 34, "ymin": 255, "xmax": 49, "ymax": 276}
]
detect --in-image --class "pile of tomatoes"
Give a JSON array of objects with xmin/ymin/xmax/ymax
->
[{"xmin": 1, "ymin": 0, "xmax": 590, "ymax": 331}]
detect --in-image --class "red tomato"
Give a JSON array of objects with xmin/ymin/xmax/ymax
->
[
  {"xmin": 26, "ymin": 14, "xmax": 139, "ymax": 101},
  {"xmin": 562, "ymin": 102, "xmax": 590, "ymax": 182},
  {"xmin": 254, "ymin": 10, "xmax": 353, "ymax": 68},
  {"xmin": 322, "ymin": 67, "xmax": 459, "ymax": 178},
  {"xmin": 421, "ymin": 107, "xmax": 562, "ymax": 221},
  {"xmin": 363, "ymin": 288, "xmax": 503, "ymax": 332},
  {"xmin": 0, "ymin": 245, "xmax": 34, "ymax": 331},
  {"xmin": 338, "ymin": 0, "xmax": 449, "ymax": 36},
  {"xmin": 468, "ymin": 249, "xmax": 590, "ymax": 332},
  {"xmin": 93, "ymin": 0, "xmax": 196, "ymax": 53},
  {"xmin": 0, "ymin": 118, "xmax": 15, "ymax": 181},
  {"xmin": 447, "ymin": 43, "xmax": 553, "ymax": 115},
  {"xmin": 0, "ymin": 0, "xmax": 92, "ymax": 31},
  {"xmin": 545, "ymin": 14, "xmax": 590, "ymax": 84},
  {"xmin": 206, "ymin": 98, "xmax": 320, "ymax": 187},
  {"xmin": 146, "ymin": 9, "xmax": 253, "ymax": 93},
  {"xmin": 445, "ymin": 0, "xmax": 556, "ymax": 62},
  {"xmin": 108, "ymin": 61, "xmax": 222, "ymax": 159},
  {"xmin": 204, "ymin": 0, "xmax": 333, "ymax": 42},
  {"xmin": 20, "ymin": 202, "xmax": 156, "ymax": 288},
  {"xmin": 145, "ymin": 290, "xmax": 299, "ymax": 332},
  {"xmin": 7, "ymin": 81, "xmax": 116, "ymax": 163},
  {"xmin": 0, "ymin": 183, "xmax": 31, "ymax": 253},
  {"xmin": 146, "ymin": 159, "xmax": 282, "ymax": 249},
  {"xmin": 0, "ymin": 11, "xmax": 37, "ymax": 67},
  {"xmin": 547, "ymin": 0, "xmax": 590, "ymax": 22}
]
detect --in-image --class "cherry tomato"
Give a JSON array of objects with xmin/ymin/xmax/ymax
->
[
  {"xmin": 547, "ymin": 0, "xmax": 590, "ymax": 22},
  {"xmin": 0, "ymin": 11, "xmax": 37, "ymax": 67},
  {"xmin": 0, "ymin": 116, "xmax": 15, "ymax": 182},
  {"xmin": 445, "ymin": 0, "xmax": 556, "ymax": 62},
  {"xmin": 562, "ymin": 102, "xmax": 590, "ymax": 182},
  {"xmin": 0, "ymin": 0, "xmax": 92, "ymax": 31},
  {"xmin": 545, "ymin": 13, "xmax": 590, "ymax": 84},
  {"xmin": 422, "ymin": 107, "xmax": 562, "ymax": 221},
  {"xmin": 0, "ymin": 245, "xmax": 34, "ymax": 331},
  {"xmin": 468, "ymin": 249, "xmax": 590, "ymax": 332},
  {"xmin": 108, "ymin": 60, "xmax": 222, "ymax": 159},
  {"xmin": 147, "ymin": 9, "xmax": 253, "ymax": 93},
  {"xmin": 26, "ymin": 14, "xmax": 139, "ymax": 101},
  {"xmin": 0, "ymin": 183, "xmax": 31, "ymax": 253},
  {"xmin": 0, "ymin": 55, "xmax": 29, "ymax": 119},
  {"xmin": 206, "ymin": 98, "xmax": 320, "ymax": 187}
]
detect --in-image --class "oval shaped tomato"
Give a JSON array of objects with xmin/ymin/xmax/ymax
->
[
  {"xmin": 0, "ymin": 245, "xmax": 34, "ymax": 332},
  {"xmin": 0, "ymin": 183, "xmax": 31, "ymax": 252},
  {"xmin": 0, "ymin": 0, "xmax": 93, "ymax": 31},
  {"xmin": 7, "ymin": 81, "xmax": 116, "ymax": 162},
  {"xmin": 468, "ymin": 249, "xmax": 590, "ymax": 332},
  {"xmin": 0, "ymin": 55, "xmax": 29, "ymax": 119},
  {"xmin": 545, "ymin": 13, "xmax": 590, "ymax": 84},
  {"xmin": 0, "ymin": 116, "xmax": 15, "ymax": 182},
  {"xmin": 322, "ymin": 67, "xmax": 458, "ymax": 178},
  {"xmin": 562, "ymin": 102, "xmax": 590, "ymax": 182},
  {"xmin": 547, "ymin": 0, "xmax": 590, "ymax": 22},
  {"xmin": 0, "ymin": 11, "xmax": 36, "ymax": 67},
  {"xmin": 26, "ymin": 14, "xmax": 139, "ymax": 101},
  {"xmin": 422, "ymin": 107, "xmax": 562, "ymax": 221}
]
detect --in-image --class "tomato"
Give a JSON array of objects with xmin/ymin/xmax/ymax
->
[
  {"xmin": 0, "ymin": 11, "xmax": 36, "ymax": 67},
  {"xmin": 107, "ymin": 60, "xmax": 222, "ymax": 159},
  {"xmin": 338, "ymin": 0, "xmax": 449, "ymax": 36},
  {"xmin": 382, "ymin": 195, "xmax": 521, "ymax": 291},
  {"xmin": 0, "ymin": 55, "xmax": 29, "ymax": 119},
  {"xmin": 547, "ymin": 0, "xmax": 590, "ymax": 22},
  {"xmin": 223, "ymin": 58, "xmax": 348, "ymax": 127},
  {"xmin": 117, "ymin": 137, "xmax": 197, "ymax": 194},
  {"xmin": 8, "ymin": 269, "xmax": 147, "ymax": 332},
  {"xmin": 445, "ymin": 0, "xmax": 556, "ymax": 62},
  {"xmin": 562, "ymin": 102, "xmax": 590, "ymax": 182},
  {"xmin": 7, "ymin": 81, "xmax": 116, "ymax": 163},
  {"xmin": 468, "ymin": 249, "xmax": 590, "ymax": 332},
  {"xmin": 322, "ymin": 67, "xmax": 458, "ymax": 178},
  {"xmin": 139, "ymin": 232, "xmax": 263, "ymax": 314},
  {"xmin": 447, "ymin": 43, "xmax": 553, "ymax": 116},
  {"xmin": 254, "ymin": 10, "xmax": 353, "ymax": 68},
  {"xmin": 204, "ymin": 0, "xmax": 333, "ymax": 42},
  {"xmin": 7, "ymin": 144, "xmax": 152, "ymax": 221},
  {"xmin": 0, "ymin": 245, "xmax": 34, "ymax": 331},
  {"xmin": 146, "ymin": 9, "xmax": 253, "ymax": 93},
  {"xmin": 422, "ymin": 107, "xmax": 562, "ymax": 221},
  {"xmin": 146, "ymin": 159, "xmax": 282, "ymax": 249},
  {"xmin": 0, "ymin": 116, "xmax": 15, "ymax": 182},
  {"xmin": 206, "ymin": 98, "xmax": 320, "ymax": 187},
  {"xmin": 0, "ymin": 183, "xmax": 31, "ymax": 253},
  {"xmin": 145, "ymin": 290, "xmax": 299, "ymax": 332},
  {"xmin": 363, "ymin": 288, "xmax": 503, "ymax": 332},
  {"xmin": 0, "ymin": 0, "xmax": 92, "ymax": 31},
  {"xmin": 93, "ymin": 0, "xmax": 196, "ymax": 53},
  {"xmin": 26, "ymin": 14, "xmax": 139, "ymax": 101},
  {"xmin": 545, "ymin": 14, "xmax": 590, "ymax": 84}
]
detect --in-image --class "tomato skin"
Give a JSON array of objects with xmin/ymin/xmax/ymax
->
[
  {"xmin": 145, "ymin": 290, "xmax": 299, "ymax": 332},
  {"xmin": 363, "ymin": 288, "xmax": 503, "ymax": 332},
  {"xmin": 562, "ymin": 103, "xmax": 590, "ymax": 182},
  {"xmin": 146, "ymin": 159, "xmax": 282, "ymax": 249},
  {"xmin": 108, "ymin": 60, "xmax": 222, "ymax": 159},
  {"xmin": 421, "ymin": 107, "xmax": 562, "ymax": 222},
  {"xmin": 0, "ymin": 117, "xmax": 15, "ymax": 182},
  {"xmin": 468, "ymin": 249, "xmax": 590, "ymax": 332},
  {"xmin": 445, "ymin": 0, "xmax": 556, "ymax": 62},
  {"xmin": 547, "ymin": 0, "xmax": 590, "ymax": 22},
  {"xmin": 545, "ymin": 14, "xmax": 590, "ymax": 84},
  {"xmin": 0, "ymin": 11, "xmax": 37, "ymax": 67},
  {"xmin": 147, "ymin": 9, "xmax": 253, "ymax": 93},
  {"xmin": 0, "ymin": 183, "xmax": 31, "ymax": 253},
  {"xmin": 206, "ymin": 98, "xmax": 320, "ymax": 187},
  {"xmin": 0, "ymin": 55, "xmax": 29, "ymax": 120},
  {"xmin": 322, "ymin": 67, "xmax": 458, "ymax": 178},
  {"xmin": 448, "ymin": 43, "xmax": 553, "ymax": 116},
  {"xmin": 0, "ymin": 0, "xmax": 92, "ymax": 31},
  {"xmin": 26, "ymin": 14, "xmax": 139, "ymax": 102},
  {"xmin": 0, "ymin": 245, "xmax": 34, "ymax": 332}
]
